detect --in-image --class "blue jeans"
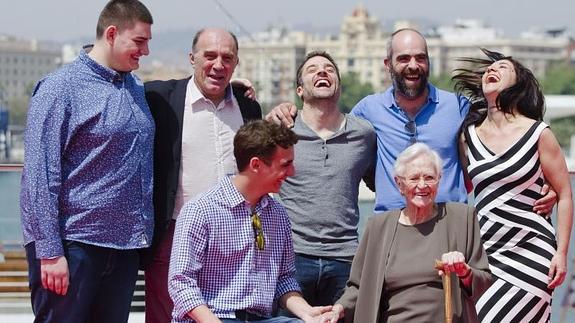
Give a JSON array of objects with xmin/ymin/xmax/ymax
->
[
  {"xmin": 26, "ymin": 241, "xmax": 139, "ymax": 323},
  {"xmin": 294, "ymin": 254, "xmax": 351, "ymax": 306}
]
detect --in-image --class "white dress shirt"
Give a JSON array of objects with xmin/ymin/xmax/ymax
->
[{"xmin": 172, "ymin": 77, "xmax": 244, "ymax": 219}]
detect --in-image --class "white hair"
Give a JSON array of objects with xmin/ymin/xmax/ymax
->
[{"xmin": 393, "ymin": 143, "xmax": 443, "ymax": 177}]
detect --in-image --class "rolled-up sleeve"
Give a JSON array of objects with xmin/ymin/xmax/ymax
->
[
  {"xmin": 168, "ymin": 202, "xmax": 208, "ymax": 320},
  {"xmin": 274, "ymin": 214, "xmax": 300, "ymax": 301},
  {"xmin": 20, "ymin": 77, "xmax": 69, "ymax": 258}
]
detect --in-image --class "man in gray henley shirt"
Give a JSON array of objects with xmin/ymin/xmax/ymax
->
[{"xmin": 268, "ymin": 51, "xmax": 376, "ymax": 308}]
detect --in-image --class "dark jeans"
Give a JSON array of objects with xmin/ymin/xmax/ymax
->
[
  {"xmin": 294, "ymin": 254, "xmax": 351, "ymax": 306},
  {"xmin": 277, "ymin": 254, "xmax": 350, "ymax": 318},
  {"xmin": 26, "ymin": 241, "xmax": 139, "ymax": 323}
]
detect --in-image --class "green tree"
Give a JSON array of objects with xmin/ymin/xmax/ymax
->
[
  {"xmin": 338, "ymin": 72, "xmax": 374, "ymax": 113},
  {"xmin": 6, "ymin": 96, "xmax": 29, "ymax": 126},
  {"xmin": 429, "ymin": 73, "xmax": 456, "ymax": 92},
  {"xmin": 550, "ymin": 116, "xmax": 575, "ymax": 149},
  {"xmin": 541, "ymin": 63, "xmax": 575, "ymax": 95},
  {"xmin": 541, "ymin": 63, "xmax": 575, "ymax": 151}
]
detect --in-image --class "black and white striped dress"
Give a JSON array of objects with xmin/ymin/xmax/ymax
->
[{"xmin": 464, "ymin": 121, "xmax": 556, "ymax": 323}]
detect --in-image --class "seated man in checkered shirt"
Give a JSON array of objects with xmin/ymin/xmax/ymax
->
[{"xmin": 168, "ymin": 120, "xmax": 333, "ymax": 323}]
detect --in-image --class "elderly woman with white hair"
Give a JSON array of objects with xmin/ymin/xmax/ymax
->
[{"xmin": 330, "ymin": 143, "xmax": 492, "ymax": 323}]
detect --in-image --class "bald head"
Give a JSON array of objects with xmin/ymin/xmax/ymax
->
[
  {"xmin": 192, "ymin": 27, "xmax": 238, "ymax": 54},
  {"xmin": 385, "ymin": 28, "xmax": 430, "ymax": 101},
  {"xmin": 189, "ymin": 27, "xmax": 239, "ymax": 104},
  {"xmin": 386, "ymin": 28, "xmax": 428, "ymax": 62}
]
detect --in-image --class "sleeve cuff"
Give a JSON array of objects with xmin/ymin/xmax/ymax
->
[{"xmin": 34, "ymin": 239, "xmax": 64, "ymax": 259}]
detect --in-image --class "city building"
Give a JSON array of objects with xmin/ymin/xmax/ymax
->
[
  {"xmin": 235, "ymin": 27, "xmax": 308, "ymax": 108},
  {"xmin": 0, "ymin": 35, "xmax": 61, "ymax": 100},
  {"xmin": 235, "ymin": 4, "xmax": 573, "ymax": 108}
]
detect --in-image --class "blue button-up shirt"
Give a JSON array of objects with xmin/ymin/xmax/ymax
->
[
  {"xmin": 169, "ymin": 176, "xmax": 300, "ymax": 322},
  {"xmin": 352, "ymin": 84, "xmax": 470, "ymax": 212},
  {"xmin": 20, "ymin": 50, "xmax": 155, "ymax": 258}
]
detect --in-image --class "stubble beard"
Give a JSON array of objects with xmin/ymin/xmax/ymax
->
[{"xmin": 391, "ymin": 68, "xmax": 429, "ymax": 99}]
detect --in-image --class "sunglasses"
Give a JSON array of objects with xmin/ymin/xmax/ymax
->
[
  {"xmin": 405, "ymin": 120, "xmax": 417, "ymax": 144},
  {"xmin": 251, "ymin": 211, "xmax": 265, "ymax": 250}
]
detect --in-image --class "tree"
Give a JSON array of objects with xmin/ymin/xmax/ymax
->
[
  {"xmin": 541, "ymin": 63, "xmax": 575, "ymax": 95},
  {"xmin": 6, "ymin": 96, "xmax": 29, "ymax": 127},
  {"xmin": 338, "ymin": 72, "xmax": 374, "ymax": 113},
  {"xmin": 541, "ymin": 63, "xmax": 575, "ymax": 151},
  {"xmin": 550, "ymin": 116, "xmax": 575, "ymax": 149},
  {"xmin": 429, "ymin": 73, "xmax": 456, "ymax": 92}
]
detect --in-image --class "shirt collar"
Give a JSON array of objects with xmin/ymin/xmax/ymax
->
[
  {"xmin": 384, "ymin": 83, "xmax": 439, "ymax": 110},
  {"xmin": 187, "ymin": 76, "xmax": 234, "ymax": 106},
  {"xmin": 221, "ymin": 176, "xmax": 271, "ymax": 213},
  {"xmin": 78, "ymin": 49, "xmax": 125, "ymax": 83}
]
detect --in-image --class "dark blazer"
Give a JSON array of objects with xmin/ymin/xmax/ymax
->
[
  {"xmin": 143, "ymin": 77, "xmax": 262, "ymax": 255},
  {"xmin": 337, "ymin": 203, "xmax": 492, "ymax": 323}
]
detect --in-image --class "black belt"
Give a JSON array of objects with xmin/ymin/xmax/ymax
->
[{"xmin": 234, "ymin": 310, "xmax": 266, "ymax": 321}]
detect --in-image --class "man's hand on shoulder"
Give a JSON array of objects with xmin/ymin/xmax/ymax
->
[
  {"xmin": 40, "ymin": 256, "xmax": 69, "ymax": 295},
  {"xmin": 265, "ymin": 102, "xmax": 298, "ymax": 128},
  {"xmin": 231, "ymin": 78, "xmax": 257, "ymax": 100}
]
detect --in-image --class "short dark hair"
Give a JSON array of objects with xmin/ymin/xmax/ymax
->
[
  {"xmin": 386, "ymin": 28, "xmax": 429, "ymax": 62},
  {"xmin": 234, "ymin": 120, "xmax": 298, "ymax": 172},
  {"xmin": 296, "ymin": 50, "xmax": 341, "ymax": 87},
  {"xmin": 191, "ymin": 28, "xmax": 239, "ymax": 54},
  {"xmin": 96, "ymin": 0, "xmax": 153, "ymax": 39},
  {"xmin": 453, "ymin": 48, "xmax": 545, "ymax": 128}
]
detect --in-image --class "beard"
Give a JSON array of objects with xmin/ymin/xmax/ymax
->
[{"xmin": 390, "ymin": 67, "xmax": 429, "ymax": 99}]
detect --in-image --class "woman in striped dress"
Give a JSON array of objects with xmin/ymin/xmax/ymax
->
[{"xmin": 454, "ymin": 49, "xmax": 573, "ymax": 322}]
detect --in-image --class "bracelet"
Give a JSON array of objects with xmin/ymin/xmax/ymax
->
[{"xmin": 459, "ymin": 267, "xmax": 472, "ymax": 280}]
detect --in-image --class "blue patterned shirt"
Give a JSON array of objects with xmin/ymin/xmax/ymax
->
[
  {"xmin": 20, "ymin": 50, "xmax": 155, "ymax": 258},
  {"xmin": 169, "ymin": 176, "xmax": 300, "ymax": 322}
]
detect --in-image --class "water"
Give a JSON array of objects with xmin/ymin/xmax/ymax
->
[
  {"xmin": 2, "ymin": 171, "xmax": 575, "ymax": 320},
  {"xmin": 0, "ymin": 171, "xmax": 21, "ymax": 244}
]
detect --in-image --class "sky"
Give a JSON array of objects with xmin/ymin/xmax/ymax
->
[{"xmin": 1, "ymin": 0, "xmax": 574, "ymax": 42}]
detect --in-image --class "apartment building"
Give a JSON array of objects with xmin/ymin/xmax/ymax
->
[{"xmin": 236, "ymin": 4, "xmax": 572, "ymax": 107}]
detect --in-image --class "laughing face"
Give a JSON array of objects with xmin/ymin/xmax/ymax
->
[
  {"xmin": 190, "ymin": 29, "xmax": 239, "ymax": 104},
  {"xmin": 386, "ymin": 30, "xmax": 429, "ymax": 99},
  {"xmin": 296, "ymin": 55, "xmax": 341, "ymax": 103},
  {"xmin": 110, "ymin": 21, "xmax": 151, "ymax": 72},
  {"xmin": 395, "ymin": 158, "xmax": 440, "ymax": 209},
  {"xmin": 259, "ymin": 146, "xmax": 295, "ymax": 194},
  {"xmin": 482, "ymin": 59, "xmax": 517, "ymax": 98}
]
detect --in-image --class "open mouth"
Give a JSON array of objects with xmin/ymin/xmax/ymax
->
[
  {"xmin": 486, "ymin": 74, "xmax": 500, "ymax": 83},
  {"xmin": 314, "ymin": 79, "xmax": 331, "ymax": 88},
  {"xmin": 404, "ymin": 74, "xmax": 421, "ymax": 82},
  {"xmin": 208, "ymin": 74, "xmax": 226, "ymax": 82}
]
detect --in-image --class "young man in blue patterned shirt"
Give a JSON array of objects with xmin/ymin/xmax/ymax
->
[
  {"xmin": 20, "ymin": 1, "xmax": 154, "ymax": 322},
  {"xmin": 168, "ymin": 120, "xmax": 333, "ymax": 323}
]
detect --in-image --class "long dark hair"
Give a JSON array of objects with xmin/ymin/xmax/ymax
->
[{"xmin": 453, "ymin": 48, "xmax": 545, "ymax": 129}]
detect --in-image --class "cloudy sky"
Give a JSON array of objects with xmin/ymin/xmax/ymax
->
[{"xmin": 2, "ymin": 0, "xmax": 574, "ymax": 42}]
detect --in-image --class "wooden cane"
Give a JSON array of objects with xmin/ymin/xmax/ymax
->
[{"xmin": 435, "ymin": 260, "xmax": 453, "ymax": 323}]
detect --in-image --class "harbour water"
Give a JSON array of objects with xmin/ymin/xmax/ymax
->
[{"xmin": 1, "ymin": 171, "xmax": 575, "ymax": 320}]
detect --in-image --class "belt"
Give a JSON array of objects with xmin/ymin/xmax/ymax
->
[{"xmin": 234, "ymin": 310, "xmax": 266, "ymax": 321}]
